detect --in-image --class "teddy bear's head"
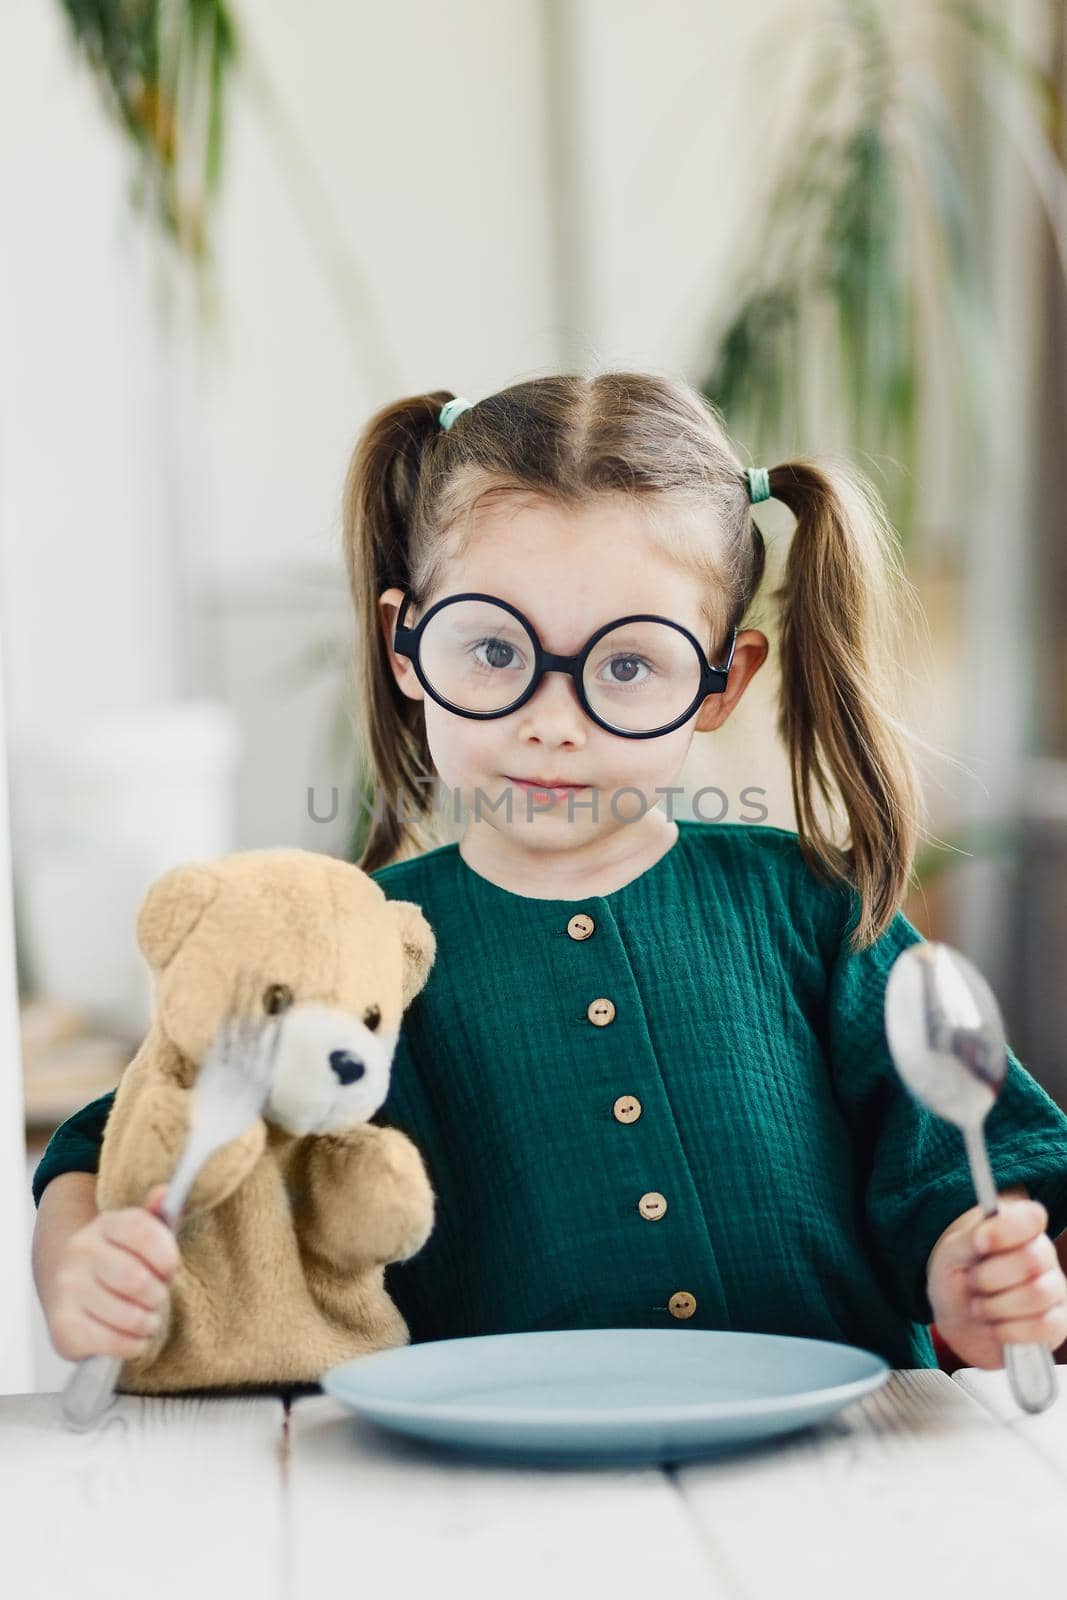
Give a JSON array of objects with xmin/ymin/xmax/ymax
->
[{"xmin": 136, "ymin": 848, "xmax": 435, "ymax": 1135}]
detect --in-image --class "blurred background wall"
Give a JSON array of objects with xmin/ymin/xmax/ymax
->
[{"xmin": 1, "ymin": 0, "xmax": 1065, "ymax": 1388}]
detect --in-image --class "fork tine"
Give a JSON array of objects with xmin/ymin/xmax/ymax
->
[
  {"xmin": 232, "ymin": 968, "xmax": 260, "ymax": 1052},
  {"xmin": 219, "ymin": 968, "xmax": 250, "ymax": 1056},
  {"xmin": 258, "ymin": 994, "xmax": 289, "ymax": 1084},
  {"xmin": 231, "ymin": 967, "xmax": 285, "ymax": 1091},
  {"xmin": 201, "ymin": 966, "xmax": 289, "ymax": 1102},
  {"xmin": 205, "ymin": 969, "xmax": 252, "ymax": 1078},
  {"xmin": 233, "ymin": 974, "xmax": 260, "ymax": 1065}
]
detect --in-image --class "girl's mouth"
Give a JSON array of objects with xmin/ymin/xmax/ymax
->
[{"xmin": 505, "ymin": 775, "xmax": 592, "ymax": 800}]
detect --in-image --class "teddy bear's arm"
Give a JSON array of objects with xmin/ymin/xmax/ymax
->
[
  {"xmin": 97, "ymin": 1048, "xmax": 266, "ymax": 1218},
  {"xmin": 296, "ymin": 1125, "xmax": 435, "ymax": 1273}
]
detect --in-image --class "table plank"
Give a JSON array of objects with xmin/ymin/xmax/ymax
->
[
  {"xmin": 0, "ymin": 1392, "xmax": 287, "ymax": 1600},
  {"xmin": 953, "ymin": 1365, "xmax": 1067, "ymax": 1479},
  {"xmin": 669, "ymin": 1369, "xmax": 1067, "ymax": 1600},
  {"xmin": 287, "ymin": 1395, "xmax": 718, "ymax": 1598}
]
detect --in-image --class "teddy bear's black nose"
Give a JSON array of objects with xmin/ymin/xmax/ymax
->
[{"xmin": 329, "ymin": 1049, "xmax": 365, "ymax": 1085}]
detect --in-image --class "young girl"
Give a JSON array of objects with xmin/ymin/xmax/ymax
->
[{"xmin": 31, "ymin": 372, "xmax": 1067, "ymax": 1377}]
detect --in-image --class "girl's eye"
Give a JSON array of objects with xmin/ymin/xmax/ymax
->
[
  {"xmin": 598, "ymin": 654, "xmax": 652, "ymax": 688},
  {"xmin": 471, "ymin": 637, "xmax": 523, "ymax": 671},
  {"xmin": 263, "ymin": 983, "xmax": 294, "ymax": 1015},
  {"xmin": 363, "ymin": 1004, "xmax": 382, "ymax": 1032}
]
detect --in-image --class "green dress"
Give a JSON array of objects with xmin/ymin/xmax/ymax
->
[{"xmin": 32, "ymin": 820, "xmax": 1067, "ymax": 1369}]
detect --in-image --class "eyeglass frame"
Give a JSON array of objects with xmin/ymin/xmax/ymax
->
[{"xmin": 392, "ymin": 589, "xmax": 739, "ymax": 741}]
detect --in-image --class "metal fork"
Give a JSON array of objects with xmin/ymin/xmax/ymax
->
[{"xmin": 61, "ymin": 969, "xmax": 287, "ymax": 1430}]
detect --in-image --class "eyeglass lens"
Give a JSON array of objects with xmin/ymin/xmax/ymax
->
[{"xmin": 417, "ymin": 598, "xmax": 705, "ymax": 734}]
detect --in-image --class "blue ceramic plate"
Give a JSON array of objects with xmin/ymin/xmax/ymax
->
[{"xmin": 321, "ymin": 1328, "xmax": 889, "ymax": 1465}]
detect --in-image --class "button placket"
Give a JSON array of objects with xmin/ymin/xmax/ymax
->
[{"xmin": 545, "ymin": 902, "xmax": 731, "ymax": 1333}]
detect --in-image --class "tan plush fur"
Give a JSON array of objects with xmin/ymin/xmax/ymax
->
[{"xmin": 96, "ymin": 847, "xmax": 437, "ymax": 1393}]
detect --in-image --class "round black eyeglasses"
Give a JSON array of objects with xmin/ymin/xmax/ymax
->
[{"xmin": 392, "ymin": 590, "xmax": 738, "ymax": 740}]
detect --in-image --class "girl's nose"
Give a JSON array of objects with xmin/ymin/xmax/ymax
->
[{"xmin": 515, "ymin": 671, "xmax": 587, "ymax": 744}]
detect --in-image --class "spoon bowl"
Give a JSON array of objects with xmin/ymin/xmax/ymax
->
[
  {"xmin": 884, "ymin": 939, "xmax": 1057, "ymax": 1414},
  {"xmin": 884, "ymin": 941, "xmax": 1006, "ymax": 1124}
]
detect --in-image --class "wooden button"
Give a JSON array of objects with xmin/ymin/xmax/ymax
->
[
  {"xmin": 638, "ymin": 1191, "xmax": 667, "ymax": 1220},
  {"xmin": 668, "ymin": 1291, "xmax": 696, "ymax": 1320},
  {"xmin": 567, "ymin": 913, "xmax": 595, "ymax": 941},
  {"xmin": 587, "ymin": 997, "xmax": 616, "ymax": 1027},
  {"xmin": 613, "ymin": 1094, "xmax": 642, "ymax": 1124}
]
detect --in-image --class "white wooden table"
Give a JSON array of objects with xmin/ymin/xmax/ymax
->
[{"xmin": 3, "ymin": 1368, "xmax": 1067, "ymax": 1599}]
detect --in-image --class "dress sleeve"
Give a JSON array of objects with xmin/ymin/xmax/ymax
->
[
  {"xmin": 824, "ymin": 892, "xmax": 1067, "ymax": 1327},
  {"xmin": 31, "ymin": 1090, "xmax": 116, "ymax": 1209}
]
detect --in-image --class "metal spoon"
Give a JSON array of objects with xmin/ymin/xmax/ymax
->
[{"xmin": 884, "ymin": 940, "xmax": 1058, "ymax": 1413}]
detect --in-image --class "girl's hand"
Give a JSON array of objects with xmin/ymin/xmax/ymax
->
[
  {"xmin": 45, "ymin": 1184, "xmax": 180, "ymax": 1362},
  {"xmin": 926, "ymin": 1187, "xmax": 1067, "ymax": 1369}
]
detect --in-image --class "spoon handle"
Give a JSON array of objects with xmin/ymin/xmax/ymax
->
[
  {"xmin": 964, "ymin": 1125, "xmax": 1059, "ymax": 1413},
  {"xmin": 1004, "ymin": 1343, "xmax": 1058, "ymax": 1413}
]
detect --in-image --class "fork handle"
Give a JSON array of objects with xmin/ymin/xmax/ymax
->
[
  {"xmin": 161, "ymin": 1135, "xmax": 207, "ymax": 1226},
  {"xmin": 60, "ymin": 1354, "xmax": 125, "ymax": 1430}
]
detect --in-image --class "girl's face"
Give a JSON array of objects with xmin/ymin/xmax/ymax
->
[{"xmin": 379, "ymin": 496, "xmax": 767, "ymax": 861}]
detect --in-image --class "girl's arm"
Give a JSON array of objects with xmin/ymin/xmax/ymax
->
[
  {"xmin": 824, "ymin": 895, "xmax": 1067, "ymax": 1329},
  {"xmin": 32, "ymin": 1171, "xmax": 100, "ymax": 1322}
]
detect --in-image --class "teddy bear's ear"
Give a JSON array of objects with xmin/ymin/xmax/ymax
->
[
  {"xmin": 390, "ymin": 899, "xmax": 437, "ymax": 1007},
  {"xmin": 137, "ymin": 862, "xmax": 221, "ymax": 972}
]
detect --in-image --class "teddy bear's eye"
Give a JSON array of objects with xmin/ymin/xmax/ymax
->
[
  {"xmin": 263, "ymin": 983, "xmax": 294, "ymax": 1015},
  {"xmin": 363, "ymin": 1004, "xmax": 381, "ymax": 1032}
]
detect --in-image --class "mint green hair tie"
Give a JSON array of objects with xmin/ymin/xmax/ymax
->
[
  {"xmin": 745, "ymin": 466, "xmax": 771, "ymax": 504},
  {"xmin": 439, "ymin": 397, "xmax": 474, "ymax": 431}
]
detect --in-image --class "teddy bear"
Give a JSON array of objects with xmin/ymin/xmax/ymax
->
[{"xmin": 94, "ymin": 846, "xmax": 437, "ymax": 1394}]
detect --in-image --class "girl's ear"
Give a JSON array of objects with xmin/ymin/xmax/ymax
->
[
  {"xmin": 378, "ymin": 587, "xmax": 425, "ymax": 701},
  {"xmin": 695, "ymin": 630, "xmax": 769, "ymax": 731}
]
